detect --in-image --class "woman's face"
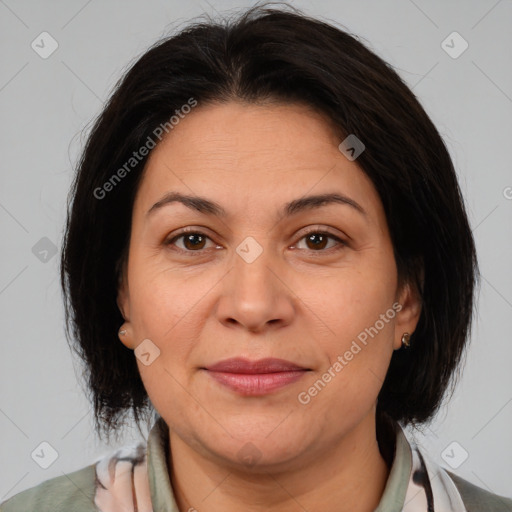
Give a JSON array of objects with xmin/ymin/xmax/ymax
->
[{"xmin": 118, "ymin": 101, "xmax": 420, "ymax": 470}]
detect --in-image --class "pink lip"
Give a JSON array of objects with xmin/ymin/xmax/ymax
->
[
  {"xmin": 205, "ymin": 357, "xmax": 308, "ymax": 373},
  {"xmin": 202, "ymin": 358, "xmax": 310, "ymax": 396}
]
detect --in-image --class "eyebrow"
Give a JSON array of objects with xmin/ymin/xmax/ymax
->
[{"xmin": 146, "ymin": 191, "xmax": 367, "ymax": 220}]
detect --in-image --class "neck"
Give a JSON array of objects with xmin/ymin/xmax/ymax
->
[{"xmin": 167, "ymin": 411, "xmax": 392, "ymax": 512}]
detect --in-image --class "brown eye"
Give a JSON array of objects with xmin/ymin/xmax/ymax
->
[
  {"xmin": 305, "ymin": 233, "xmax": 329, "ymax": 250},
  {"xmin": 295, "ymin": 230, "xmax": 345, "ymax": 252},
  {"xmin": 165, "ymin": 228, "xmax": 345, "ymax": 255},
  {"xmin": 181, "ymin": 233, "xmax": 207, "ymax": 250},
  {"xmin": 166, "ymin": 230, "xmax": 215, "ymax": 252}
]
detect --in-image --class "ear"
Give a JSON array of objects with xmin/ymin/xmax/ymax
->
[
  {"xmin": 116, "ymin": 257, "xmax": 130, "ymax": 318},
  {"xmin": 116, "ymin": 265, "xmax": 135, "ymax": 349},
  {"xmin": 393, "ymin": 280, "xmax": 422, "ymax": 351},
  {"xmin": 117, "ymin": 282, "xmax": 130, "ymax": 320}
]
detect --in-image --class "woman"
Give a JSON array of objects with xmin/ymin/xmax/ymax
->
[{"xmin": 1, "ymin": 4, "xmax": 510, "ymax": 511}]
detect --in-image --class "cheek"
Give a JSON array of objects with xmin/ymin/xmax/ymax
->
[
  {"xmin": 127, "ymin": 269, "xmax": 219, "ymax": 400},
  {"xmin": 305, "ymin": 262, "xmax": 397, "ymax": 394},
  {"xmin": 312, "ymin": 263, "xmax": 397, "ymax": 341},
  {"xmin": 301, "ymin": 308, "xmax": 395, "ymax": 426},
  {"xmin": 128, "ymin": 264, "xmax": 207, "ymax": 339}
]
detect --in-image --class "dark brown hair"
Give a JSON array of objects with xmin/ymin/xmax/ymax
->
[{"xmin": 60, "ymin": 2, "xmax": 478, "ymax": 442}]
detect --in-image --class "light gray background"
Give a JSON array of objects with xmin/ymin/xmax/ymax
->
[{"xmin": 1, "ymin": 0, "xmax": 511, "ymax": 502}]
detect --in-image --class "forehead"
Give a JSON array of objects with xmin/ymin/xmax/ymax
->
[{"xmin": 133, "ymin": 101, "xmax": 381, "ymax": 221}]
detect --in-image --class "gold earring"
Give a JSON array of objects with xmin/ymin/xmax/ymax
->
[{"xmin": 401, "ymin": 332, "xmax": 411, "ymax": 348}]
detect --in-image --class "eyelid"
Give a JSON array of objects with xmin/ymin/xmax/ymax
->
[{"xmin": 297, "ymin": 225, "xmax": 346, "ymax": 241}]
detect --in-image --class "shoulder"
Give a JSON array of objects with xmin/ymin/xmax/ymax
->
[
  {"xmin": 0, "ymin": 464, "xmax": 98, "ymax": 512},
  {"xmin": 0, "ymin": 440, "xmax": 149, "ymax": 512},
  {"xmin": 447, "ymin": 470, "xmax": 512, "ymax": 511}
]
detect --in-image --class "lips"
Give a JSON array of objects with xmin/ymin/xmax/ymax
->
[
  {"xmin": 202, "ymin": 357, "xmax": 310, "ymax": 396},
  {"xmin": 204, "ymin": 357, "xmax": 308, "ymax": 374}
]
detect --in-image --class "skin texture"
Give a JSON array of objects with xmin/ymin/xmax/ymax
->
[{"xmin": 117, "ymin": 101, "xmax": 422, "ymax": 512}]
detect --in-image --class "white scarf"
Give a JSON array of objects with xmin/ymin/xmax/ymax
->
[
  {"xmin": 402, "ymin": 442, "xmax": 468, "ymax": 511},
  {"xmin": 92, "ymin": 432, "xmax": 468, "ymax": 512}
]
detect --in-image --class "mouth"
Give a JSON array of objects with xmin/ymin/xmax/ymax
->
[{"xmin": 201, "ymin": 357, "xmax": 311, "ymax": 396}]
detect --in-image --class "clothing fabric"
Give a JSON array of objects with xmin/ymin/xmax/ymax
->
[{"xmin": 1, "ymin": 415, "xmax": 510, "ymax": 511}]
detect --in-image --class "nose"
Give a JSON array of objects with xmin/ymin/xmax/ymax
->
[{"xmin": 215, "ymin": 240, "xmax": 295, "ymax": 333}]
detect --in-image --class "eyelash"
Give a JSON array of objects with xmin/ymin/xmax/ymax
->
[{"xmin": 165, "ymin": 227, "xmax": 346, "ymax": 256}]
